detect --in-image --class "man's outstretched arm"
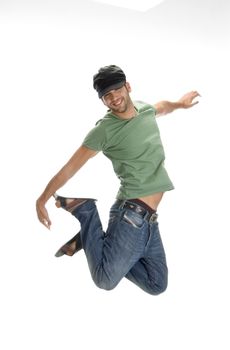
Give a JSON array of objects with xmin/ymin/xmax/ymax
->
[
  {"xmin": 36, "ymin": 145, "xmax": 98, "ymax": 229},
  {"xmin": 154, "ymin": 91, "xmax": 201, "ymax": 117}
]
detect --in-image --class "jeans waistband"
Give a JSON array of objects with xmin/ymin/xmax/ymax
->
[{"xmin": 115, "ymin": 199, "xmax": 158, "ymax": 223}]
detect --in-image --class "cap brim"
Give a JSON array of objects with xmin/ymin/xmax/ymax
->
[{"xmin": 99, "ymin": 81, "xmax": 126, "ymax": 98}]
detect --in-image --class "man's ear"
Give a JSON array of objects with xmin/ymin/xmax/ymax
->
[{"xmin": 125, "ymin": 82, "xmax": 132, "ymax": 93}]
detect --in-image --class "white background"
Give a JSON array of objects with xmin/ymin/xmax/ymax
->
[{"xmin": 0, "ymin": 1, "xmax": 230, "ymax": 349}]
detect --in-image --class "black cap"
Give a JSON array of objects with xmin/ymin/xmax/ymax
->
[{"xmin": 93, "ymin": 65, "xmax": 126, "ymax": 98}]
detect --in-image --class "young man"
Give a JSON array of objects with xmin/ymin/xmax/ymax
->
[{"xmin": 36, "ymin": 65, "xmax": 200, "ymax": 295}]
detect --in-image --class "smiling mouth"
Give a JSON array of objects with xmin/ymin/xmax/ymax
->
[{"xmin": 112, "ymin": 98, "xmax": 123, "ymax": 107}]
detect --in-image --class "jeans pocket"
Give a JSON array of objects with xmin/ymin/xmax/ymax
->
[{"xmin": 122, "ymin": 209, "xmax": 144, "ymax": 229}]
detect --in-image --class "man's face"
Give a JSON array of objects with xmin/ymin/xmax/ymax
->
[{"xmin": 101, "ymin": 82, "xmax": 132, "ymax": 114}]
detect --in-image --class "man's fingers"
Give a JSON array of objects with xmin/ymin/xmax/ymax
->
[
  {"xmin": 37, "ymin": 210, "xmax": 51, "ymax": 229},
  {"xmin": 192, "ymin": 91, "xmax": 201, "ymax": 99},
  {"xmin": 186, "ymin": 100, "xmax": 199, "ymax": 108},
  {"xmin": 41, "ymin": 218, "xmax": 51, "ymax": 229},
  {"xmin": 192, "ymin": 100, "xmax": 199, "ymax": 106}
]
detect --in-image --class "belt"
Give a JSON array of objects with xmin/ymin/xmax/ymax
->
[{"xmin": 117, "ymin": 200, "xmax": 158, "ymax": 223}]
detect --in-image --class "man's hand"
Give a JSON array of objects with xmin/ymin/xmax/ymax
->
[
  {"xmin": 36, "ymin": 198, "xmax": 52, "ymax": 230},
  {"xmin": 178, "ymin": 91, "xmax": 201, "ymax": 109}
]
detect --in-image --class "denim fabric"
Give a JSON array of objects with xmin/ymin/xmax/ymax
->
[{"xmin": 71, "ymin": 199, "xmax": 168, "ymax": 295}]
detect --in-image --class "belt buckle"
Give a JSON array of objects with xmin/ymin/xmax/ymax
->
[
  {"xmin": 126, "ymin": 202, "xmax": 144, "ymax": 215},
  {"xmin": 149, "ymin": 212, "xmax": 158, "ymax": 223}
]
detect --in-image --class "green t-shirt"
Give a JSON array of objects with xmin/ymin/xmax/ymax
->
[{"xmin": 83, "ymin": 101, "xmax": 174, "ymax": 199}]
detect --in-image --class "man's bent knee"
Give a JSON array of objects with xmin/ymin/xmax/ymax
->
[
  {"xmin": 147, "ymin": 277, "xmax": 168, "ymax": 295},
  {"xmin": 92, "ymin": 272, "xmax": 119, "ymax": 291},
  {"xmin": 94, "ymin": 278, "xmax": 118, "ymax": 291}
]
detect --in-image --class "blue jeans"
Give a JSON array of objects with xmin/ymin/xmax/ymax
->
[{"xmin": 72, "ymin": 199, "xmax": 168, "ymax": 295}]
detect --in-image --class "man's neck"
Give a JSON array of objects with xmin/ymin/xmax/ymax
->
[{"xmin": 112, "ymin": 104, "xmax": 137, "ymax": 120}]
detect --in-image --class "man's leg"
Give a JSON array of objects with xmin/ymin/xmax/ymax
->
[
  {"xmin": 70, "ymin": 200, "xmax": 151, "ymax": 291},
  {"xmin": 125, "ymin": 221, "xmax": 168, "ymax": 295}
]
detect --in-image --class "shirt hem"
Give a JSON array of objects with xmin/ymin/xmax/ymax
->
[{"xmin": 82, "ymin": 142, "xmax": 102, "ymax": 152}]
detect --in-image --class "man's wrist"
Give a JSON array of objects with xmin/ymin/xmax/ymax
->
[
  {"xmin": 175, "ymin": 101, "xmax": 184, "ymax": 109},
  {"xmin": 37, "ymin": 194, "xmax": 48, "ymax": 206}
]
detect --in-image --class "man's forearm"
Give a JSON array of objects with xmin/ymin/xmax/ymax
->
[
  {"xmin": 154, "ymin": 100, "xmax": 184, "ymax": 116},
  {"xmin": 37, "ymin": 145, "xmax": 98, "ymax": 205},
  {"xmin": 37, "ymin": 169, "xmax": 71, "ymax": 204}
]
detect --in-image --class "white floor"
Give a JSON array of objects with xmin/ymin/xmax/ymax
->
[{"xmin": 1, "ymin": 1, "xmax": 229, "ymax": 349}]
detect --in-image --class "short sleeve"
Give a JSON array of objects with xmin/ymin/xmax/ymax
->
[
  {"xmin": 134, "ymin": 100, "xmax": 156, "ymax": 117},
  {"xmin": 82, "ymin": 121, "xmax": 106, "ymax": 152}
]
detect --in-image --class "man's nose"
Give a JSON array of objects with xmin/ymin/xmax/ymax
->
[{"xmin": 110, "ymin": 91, "xmax": 119, "ymax": 101}]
